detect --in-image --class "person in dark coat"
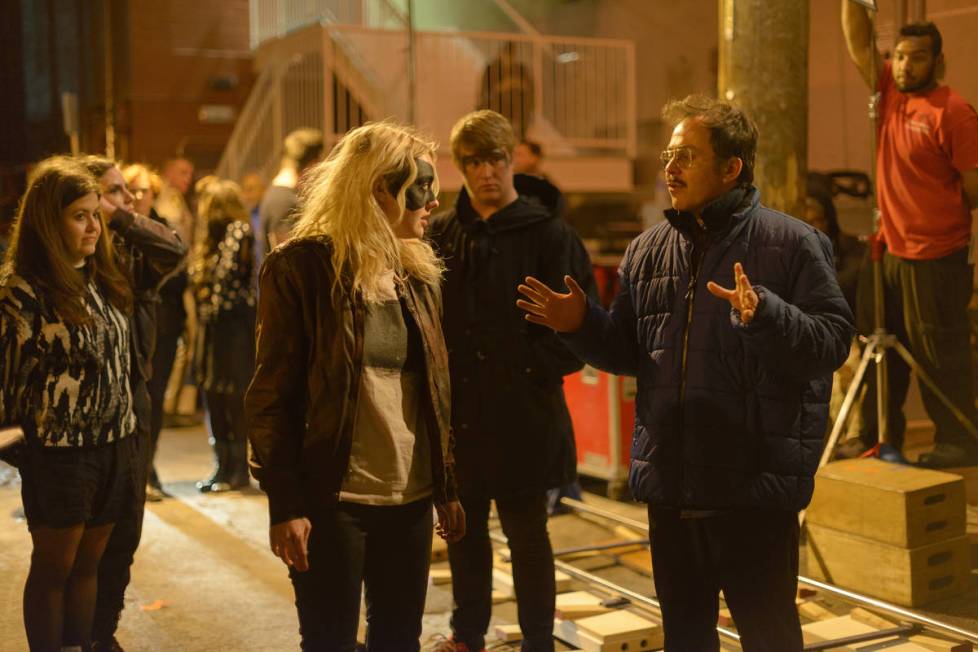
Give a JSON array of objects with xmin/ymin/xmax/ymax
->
[
  {"xmin": 80, "ymin": 157, "xmax": 185, "ymax": 652},
  {"xmin": 426, "ymin": 110, "xmax": 594, "ymax": 652},
  {"xmin": 517, "ymin": 96, "xmax": 854, "ymax": 651},
  {"xmin": 189, "ymin": 179, "xmax": 257, "ymax": 493}
]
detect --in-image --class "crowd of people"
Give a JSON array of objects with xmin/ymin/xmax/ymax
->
[{"xmin": 1, "ymin": 3, "xmax": 977, "ymax": 650}]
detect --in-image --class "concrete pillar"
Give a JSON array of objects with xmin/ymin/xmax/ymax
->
[{"xmin": 717, "ymin": 0, "xmax": 808, "ymax": 217}]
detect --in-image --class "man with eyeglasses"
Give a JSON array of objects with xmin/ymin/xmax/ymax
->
[
  {"xmin": 426, "ymin": 110, "xmax": 594, "ymax": 652},
  {"xmin": 516, "ymin": 96, "xmax": 854, "ymax": 650}
]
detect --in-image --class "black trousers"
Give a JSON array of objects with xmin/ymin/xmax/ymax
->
[
  {"xmin": 146, "ymin": 327, "xmax": 181, "ymax": 487},
  {"xmin": 448, "ymin": 490, "xmax": 555, "ymax": 652},
  {"xmin": 290, "ymin": 498, "xmax": 433, "ymax": 652},
  {"xmin": 648, "ymin": 507, "xmax": 802, "ymax": 652},
  {"xmin": 856, "ymin": 249, "xmax": 978, "ymax": 451}
]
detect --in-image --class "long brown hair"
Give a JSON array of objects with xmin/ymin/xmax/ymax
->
[
  {"xmin": 189, "ymin": 179, "xmax": 249, "ymax": 288},
  {"xmin": 1, "ymin": 156, "xmax": 133, "ymax": 324}
]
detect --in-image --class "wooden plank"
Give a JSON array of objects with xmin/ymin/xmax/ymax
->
[
  {"xmin": 431, "ymin": 535, "xmax": 448, "ymax": 563},
  {"xmin": 717, "ymin": 607, "xmax": 735, "ymax": 627},
  {"xmin": 555, "ymin": 591, "xmax": 612, "ymax": 620},
  {"xmin": 808, "ymin": 459, "xmax": 967, "ymax": 548},
  {"xmin": 909, "ymin": 633, "xmax": 974, "ymax": 652},
  {"xmin": 617, "ymin": 549, "xmax": 653, "ymax": 575},
  {"xmin": 797, "ymin": 599, "xmax": 835, "ymax": 621},
  {"xmin": 429, "ymin": 568, "xmax": 452, "ymax": 586},
  {"xmin": 806, "ymin": 523, "xmax": 970, "ymax": 606},
  {"xmin": 849, "ymin": 607, "xmax": 897, "ymax": 630},
  {"xmin": 494, "ymin": 624, "xmax": 523, "ymax": 642},
  {"xmin": 802, "ymin": 616, "xmax": 891, "ymax": 650}
]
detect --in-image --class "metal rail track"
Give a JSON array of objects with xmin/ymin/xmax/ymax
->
[{"xmin": 555, "ymin": 497, "xmax": 978, "ymax": 647}]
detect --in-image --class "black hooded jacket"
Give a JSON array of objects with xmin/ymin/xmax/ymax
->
[{"xmin": 427, "ymin": 174, "xmax": 595, "ymax": 496}]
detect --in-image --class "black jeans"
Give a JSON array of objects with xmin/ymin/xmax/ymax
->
[
  {"xmin": 648, "ymin": 507, "xmax": 802, "ymax": 652},
  {"xmin": 448, "ymin": 490, "xmax": 555, "ymax": 652},
  {"xmin": 290, "ymin": 498, "xmax": 433, "ymax": 651}
]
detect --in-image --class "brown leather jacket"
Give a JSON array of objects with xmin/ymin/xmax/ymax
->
[{"xmin": 245, "ymin": 236, "xmax": 457, "ymax": 524}]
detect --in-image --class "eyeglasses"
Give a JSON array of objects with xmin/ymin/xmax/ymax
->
[
  {"xmin": 460, "ymin": 151, "xmax": 508, "ymax": 173},
  {"xmin": 659, "ymin": 147, "xmax": 696, "ymax": 170}
]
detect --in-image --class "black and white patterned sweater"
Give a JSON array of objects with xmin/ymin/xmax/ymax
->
[{"xmin": 0, "ymin": 272, "xmax": 136, "ymax": 447}]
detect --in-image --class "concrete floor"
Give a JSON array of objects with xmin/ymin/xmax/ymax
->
[
  {"xmin": 0, "ymin": 425, "xmax": 656, "ymax": 651},
  {"xmin": 1, "ymin": 423, "xmax": 976, "ymax": 651}
]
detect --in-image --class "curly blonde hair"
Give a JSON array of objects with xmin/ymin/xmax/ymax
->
[{"xmin": 291, "ymin": 121, "xmax": 443, "ymax": 299}]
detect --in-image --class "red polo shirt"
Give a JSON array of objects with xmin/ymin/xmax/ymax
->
[{"xmin": 877, "ymin": 62, "xmax": 978, "ymax": 260}]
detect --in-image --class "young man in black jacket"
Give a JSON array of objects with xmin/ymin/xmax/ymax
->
[{"xmin": 426, "ymin": 110, "xmax": 594, "ymax": 652}]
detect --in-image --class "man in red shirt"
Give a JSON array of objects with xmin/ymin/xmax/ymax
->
[{"xmin": 843, "ymin": 2, "xmax": 978, "ymax": 467}]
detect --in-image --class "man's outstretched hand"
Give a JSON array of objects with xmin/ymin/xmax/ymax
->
[
  {"xmin": 516, "ymin": 275, "xmax": 587, "ymax": 333},
  {"xmin": 706, "ymin": 262, "xmax": 759, "ymax": 324}
]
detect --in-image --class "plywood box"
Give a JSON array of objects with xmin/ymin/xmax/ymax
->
[
  {"xmin": 808, "ymin": 459, "xmax": 966, "ymax": 548},
  {"xmin": 806, "ymin": 523, "xmax": 970, "ymax": 606},
  {"xmin": 554, "ymin": 612, "xmax": 663, "ymax": 652}
]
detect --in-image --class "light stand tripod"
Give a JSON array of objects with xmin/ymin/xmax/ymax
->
[{"xmin": 817, "ymin": 2, "xmax": 978, "ymax": 471}]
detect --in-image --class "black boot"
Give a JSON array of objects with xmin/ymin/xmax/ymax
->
[
  {"xmin": 197, "ymin": 439, "xmax": 230, "ymax": 492},
  {"xmin": 226, "ymin": 437, "xmax": 250, "ymax": 489}
]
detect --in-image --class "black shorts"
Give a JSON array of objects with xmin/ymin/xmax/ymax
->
[{"xmin": 19, "ymin": 434, "xmax": 139, "ymax": 531}]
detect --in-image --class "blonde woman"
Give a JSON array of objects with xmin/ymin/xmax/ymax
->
[
  {"xmin": 122, "ymin": 163, "xmax": 162, "ymax": 218},
  {"xmin": 189, "ymin": 180, "xmax": 256, "ymax": 493},
  {"xmin": 246, "ymin": 122, "xmax": 464, "ymax": 651}
]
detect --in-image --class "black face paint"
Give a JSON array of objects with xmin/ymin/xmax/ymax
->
[{"xmin": 404, "ymin": 159, "xmax": 436, "ymax": 211}]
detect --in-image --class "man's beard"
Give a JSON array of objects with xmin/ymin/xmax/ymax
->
[{"xmin": 896, "ymin": 64, "xmax": 937, "ymax": 93}]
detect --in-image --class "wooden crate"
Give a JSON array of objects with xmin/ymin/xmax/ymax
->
[
  {"xmin": 806, "ymin": 523, "xmax": 970, "ymax": 606},
  {"xmin": 808, "ymin": 459, "xmax": 966, "ymax": 548}
]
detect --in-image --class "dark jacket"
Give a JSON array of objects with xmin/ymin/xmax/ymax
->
[
  {"xmin": 192, "ymin": 220, "xmax": 256, "ymax": 394},
  {"xmin": 110, "ymin": 209, "xmax": 185, "ymax": 433},
  {"xmin": 564, "ymin": 187, "xmax": 854, "ymax": 512},
  {"xmin": 245, "ymin": 237, "xmax": 457, "ymax": 525},
  {"xmin": 427, "ymin": 174, "xmax": 594, "ymax": 496}
]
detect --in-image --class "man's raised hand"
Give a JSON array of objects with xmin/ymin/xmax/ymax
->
[
  {"xmin": 516, "ymin": 275, "xmax": 587, "ymax": 333},
  {"xmin": 706, "ymin": 262, "xmax": 759, "ymax": 324}
]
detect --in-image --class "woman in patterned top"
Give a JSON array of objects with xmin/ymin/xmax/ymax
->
[
  {"xmin": 189, "ymin": 179, "xmax": 256, "ymax": 493},
  {"xmin": 0, "ymin": 157, "xmax": 139, "ymax": 650}
]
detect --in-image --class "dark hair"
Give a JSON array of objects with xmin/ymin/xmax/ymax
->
[
  {"xmin": 519, "ymin": 140, "xmax": 543, "ymax": 157},
  {"xmin": 805, "ymin": 173, "xmax": 840, "ymax": 244},
  {"xmin": 899, "ymin": 22, "xmax": 942, "ymax": 56},
  {"xmin": 2, "ymin": 156, "xmax": 132, "ymax": 324},
  {"xmin": 662, "ymin": 95, "xmax": 758, "ymax": 186},
  {"xmin": 283, "ymin": 128, "xmax": 324, "ymax": 171},
  {"xmin": 79, "ymin": 154, "xmax": 116, "ymax": 181}
]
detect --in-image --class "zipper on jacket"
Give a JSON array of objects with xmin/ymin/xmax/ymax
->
[{"xmin": 677, "ymin": 233, "xmax": 706, "ymax": 508}]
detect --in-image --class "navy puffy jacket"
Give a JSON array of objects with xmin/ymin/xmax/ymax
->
[{"xmin": 564, "ymin": 187, "xmax": 855, "ymax": 511}]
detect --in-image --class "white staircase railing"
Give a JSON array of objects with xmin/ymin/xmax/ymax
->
[{"xmin": 218, "ymin": 2, "xmax": 635, "ymax": 182}]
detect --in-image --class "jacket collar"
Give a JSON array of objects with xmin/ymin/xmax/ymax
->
[
  {"xmin": 454, "ymin": 174, "xmax": 557, "ymax": 234},
  {"xmin": 665, "ymin": 186, "xmax": 758, "ymax": 242}
]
